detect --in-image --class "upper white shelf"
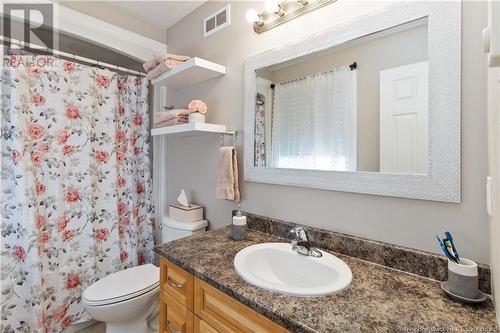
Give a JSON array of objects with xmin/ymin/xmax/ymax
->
[
  {"xmin": 151, "ymin": 122, "xmax": 234, "ymax": 137},
  {"xmin": 151, "ymin": 57, "xmax": 226, "ymax": 89}
]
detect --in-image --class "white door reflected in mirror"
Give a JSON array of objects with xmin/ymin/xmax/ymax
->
[{"xmin": 380, "ymin": 61, "xmax": 429, "ymax": 174}]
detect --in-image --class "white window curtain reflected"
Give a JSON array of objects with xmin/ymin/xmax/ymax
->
[{"xmin": 270, "ymin": 65, "xmax": 357, "ymax": 171}]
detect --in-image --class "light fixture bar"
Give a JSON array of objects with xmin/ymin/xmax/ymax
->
[{"xmin": 254, "ymin": 0, "xmax": 337, "ymax": 33}]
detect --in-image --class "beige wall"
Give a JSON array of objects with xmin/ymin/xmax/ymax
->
[
  {"xmin": 58, "ymin": 1, "xmax": 166, "ymax": 43},
  {"xmin": 165, "ymin": 1, "xmax": 490, "ymax": 263},
  {"xmin": 259, "ymin": 24, "xmax": 428, "ymax": 171}
]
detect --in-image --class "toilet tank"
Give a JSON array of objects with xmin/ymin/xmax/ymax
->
[{"xmin": 160, "ymin": 216, "xmax": 208, "ymax": 243}]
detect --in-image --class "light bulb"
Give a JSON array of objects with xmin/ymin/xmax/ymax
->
[
  {"xmin": 246, "ymin": 9, "xmax": 260, "ymax": 23},
  {"xmin": 265, "ymin": 0, "xmax": 280, "ymax": 13},
  {"xmin": 265, "ymin": 0, "xmax": 285, "ymax": 16}
]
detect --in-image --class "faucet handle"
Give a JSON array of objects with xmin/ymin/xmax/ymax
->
[
  {"xmin": 290, "ymin": 225, "xmax": 302, "ymax": 237},
  {"xmin": 290, "ymin": 225, "xmax": 309, "ymax": 241}
]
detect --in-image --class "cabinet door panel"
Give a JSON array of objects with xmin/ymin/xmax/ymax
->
[
  {"xmin": 159, "ymin": 289, "xmax": 194, "ymax": 333},
  {"xmin": 160, "ymin": 258, "xmax": 194, "ymax": 310},
  {"xmin": 194, "ymin": 278, "xmax": 289, "ymax": 333},
  {"xmin": 194, "ymin": 316, "xmax": 219, "ymax": 333}
]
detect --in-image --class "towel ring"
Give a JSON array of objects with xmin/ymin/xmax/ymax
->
[{"xmin": 220, "ymin": 131, "xmax": 237, "ymax": 148}]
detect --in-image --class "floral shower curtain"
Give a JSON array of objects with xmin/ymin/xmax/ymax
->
[{"xmin": 0, "ymin": 55, "xmax": 155, "ymax": 333}]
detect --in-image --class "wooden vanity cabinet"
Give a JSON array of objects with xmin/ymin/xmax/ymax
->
[{"xmin": 159, "ymin": 258, "xmax": 290, "ymax": 333}]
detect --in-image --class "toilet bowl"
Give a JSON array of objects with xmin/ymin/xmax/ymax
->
[{"xmin": 82, "ymin": 264, "xmax": 159, "ymax": 333}]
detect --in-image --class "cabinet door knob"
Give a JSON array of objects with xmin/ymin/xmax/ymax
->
[
  {"xmin": 167, "ymin": 277, "xmax": 184, "ymax": 289},
  {"xmin": 166, "ymin": 320, "xmax": 182, "ymax": 333}
]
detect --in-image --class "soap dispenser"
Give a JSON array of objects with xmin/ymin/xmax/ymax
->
[{"xmin": 232, "ymin": 207, "xmax": 247, "ymax": 241}]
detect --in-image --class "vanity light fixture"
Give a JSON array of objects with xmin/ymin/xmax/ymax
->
[{"xmin": 248, "ymin": 0, "xmax": 336, "ymax": 34}]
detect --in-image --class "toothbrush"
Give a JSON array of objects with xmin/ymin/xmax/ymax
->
[
  {"xmin": 444, "ymin": 231, "xmax": 460, "ymax": 263},
  {"xmin": 435, "ymin": 235, "xmax": 459, "ymax": 263}
]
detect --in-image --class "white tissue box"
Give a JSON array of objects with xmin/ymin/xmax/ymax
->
[{"xmin": 169, "ymin": 203, "xmax": 203, "ymax": 222}]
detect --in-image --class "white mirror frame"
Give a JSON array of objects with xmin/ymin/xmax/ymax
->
[{"xmin": 243, "ymin": 1, "xmax": 461, "ymax": 203}]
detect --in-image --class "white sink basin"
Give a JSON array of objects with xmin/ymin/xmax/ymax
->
[{"xmin": 234, "ymin": 243, "xmax": 352, "ymax": 297}]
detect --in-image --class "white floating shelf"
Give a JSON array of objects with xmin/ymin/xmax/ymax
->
[
  {"xmin": 151, "ymin": 57, "xmax": 226, "ymax": 89},
  {"xmin": 151, "ymin": 122, "xmax": 233, "ymax": 137}
]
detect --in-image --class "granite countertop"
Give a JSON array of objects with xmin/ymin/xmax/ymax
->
[{"xmin": 155, "ymin": 227, "xmax": 498, "ymax": 333}]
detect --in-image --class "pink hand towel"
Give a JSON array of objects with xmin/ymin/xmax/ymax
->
[
  {"xmin": 154, "ymin": 109, "xmax": 190, "ymax": 125},
  {"xmin": 146, "ymin": 60, "xmax": 183, "ymax": 80},
  {"xmin": 142, "ymin": 55, "xmax": 163, "ymax": 72},
  {"xmin": 216, "ymin": 146, "xmax": 240, "ymax": 202},
  {"xmin": 163, "ymin": 54, "xmax": 191, "ymax": 62},
  {"xmin": 153, "ymin": 117, "xmax": 188, "ymax": 128}
]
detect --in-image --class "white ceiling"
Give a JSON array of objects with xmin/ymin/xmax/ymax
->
[{"xmin": 106, "ymin": 1, "xmax": 206, "ymax": 29}]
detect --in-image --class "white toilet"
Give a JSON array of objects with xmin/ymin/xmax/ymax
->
[
  {"xmin": 82, "ymin": 264, "xmax": 159, "ymax": 333},
  {"xmin": 82, "ymin": 218, "xmax": 207, "ymax": 333}
]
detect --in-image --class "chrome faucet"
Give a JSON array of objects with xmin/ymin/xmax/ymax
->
[{"xmin": 290, "ymin": 226, "xmax": 322, "ymax": 258}]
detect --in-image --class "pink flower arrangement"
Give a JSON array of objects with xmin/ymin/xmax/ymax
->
[{"xmin": 188, "ymin": 99, "xmax": 207, "ymax": 114}]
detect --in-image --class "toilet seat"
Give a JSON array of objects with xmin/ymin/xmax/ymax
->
[{"xmin": 83, "ymin": 264, "xmax": 159, "ymax": 306}]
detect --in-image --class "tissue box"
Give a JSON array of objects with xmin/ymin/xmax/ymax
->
[{"xmin": 169, "ymin": 203, "xmax": 203, "ymax": 222}]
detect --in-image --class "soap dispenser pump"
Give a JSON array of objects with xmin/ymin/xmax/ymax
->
[{"xmin": 232, "ymin": 206, "xmax": 247, "ymax": 241}]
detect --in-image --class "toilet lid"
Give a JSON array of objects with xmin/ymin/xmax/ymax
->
[{"xmin": 83, "ymin": 264, "xmax": 159, "ymax": 306}]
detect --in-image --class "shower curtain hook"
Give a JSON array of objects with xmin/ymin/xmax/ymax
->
[{"xmin": 220, "ymin": 133, "xmax": 224, "ymax": 148}]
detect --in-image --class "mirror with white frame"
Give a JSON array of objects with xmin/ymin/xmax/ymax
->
[{"xmin": 243, "ymin": 2, "xmax": 461, "ymax": 202}]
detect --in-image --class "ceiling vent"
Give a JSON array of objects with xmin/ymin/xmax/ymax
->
[{"xmin": 204, "ymin": 4, "xmax": 230, "ymax": 37}]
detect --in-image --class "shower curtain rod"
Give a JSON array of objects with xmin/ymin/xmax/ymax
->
[{"xmin": 0, "ymin": 36, "xmax": 147, "ymax": 77}]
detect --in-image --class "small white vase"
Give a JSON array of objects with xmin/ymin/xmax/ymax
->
[{"xmin": 189, "ymin": 112, "xmax": 206, "ymax": 123}]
